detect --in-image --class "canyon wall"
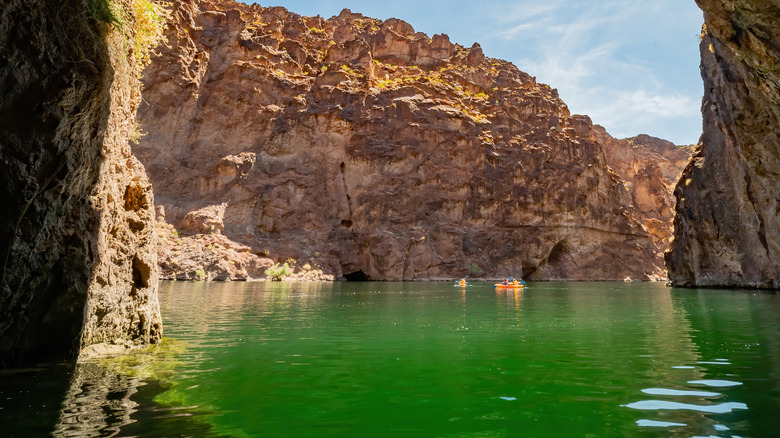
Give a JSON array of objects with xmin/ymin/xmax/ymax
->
[
  {"xmin": 136, "ymin": 0, "xmax": 685, "ymax": 281},
  {"xmin": 0, "ymin": 0, "xmax": 162, "ymax": 366},
  {"xmin": 595, "ymin": 128, "xmax": 693, "ymax": 253},
  {"xmin": 667, "ymin": 0, "xmax": 780, "ymax": 288}
]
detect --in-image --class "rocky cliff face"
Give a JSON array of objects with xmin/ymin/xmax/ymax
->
[
  {"xmin": 595, "ymin": 127, "xmax": 693, "ymax": 251},
  {"xmin": 667, "ymin": 0, "xmax": 780, "ymax": 288},
  {"xmin": 135, "ymin": 0, "xmax": 674, "ymax": 281},
  {"xmin": 0, "ymin": 0, "xmax": 162, "ymax": 366}
]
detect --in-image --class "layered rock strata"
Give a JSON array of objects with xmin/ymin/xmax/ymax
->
[
  {"xmin": 136, "ymin": 0, "xmax": 672, "ymax": 281},
  {"xmin": 667, "ymin": 0, "xmax": 780, "ymax": 288},
  {"xmin": 0, "ymin": 0, "xmax": 162, "ymax": 366}
]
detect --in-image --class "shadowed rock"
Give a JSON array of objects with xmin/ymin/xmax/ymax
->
[
  {"xmin": 667, "ymin": 0, "xmax": 780, "ymax": 288},
  {"xmin": 0, "ymin": 0, "xmax": 161, "ymax": 366}
]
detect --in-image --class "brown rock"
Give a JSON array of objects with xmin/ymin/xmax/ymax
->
[
  {"xmin": 594, "ymin": 126, "xmax": 694, "ymax": 253},
  {"xmin": 156, "ymin": 219, "xmax": 274, "ymax": 281},
  {"xmin": 135, "ymin": 0, "xmax": 671, "ymax": 282},
  {"xmin": 666, "ymin": 1, "xmax": 780, "ymax": 288},
  {"xmin": 0, "ymin": 0, "xmax": 162, "ymax": 366}
]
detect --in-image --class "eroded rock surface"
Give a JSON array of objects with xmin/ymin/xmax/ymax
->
[
  {"xmin": 0, "ymin": 0, "xmax": 161, "ymax": 366},
  {"xmin": 595, "ymin": 127, "xmax": 694, "ymax": 251},
  {"xmin": 136, "ymin": 0, "xmax": 676, "ymax": 281},
  {"xmin": 667, "ymin": 0, "xmax": 780, "ymax": 288}
]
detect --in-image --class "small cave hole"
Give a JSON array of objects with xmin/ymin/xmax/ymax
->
[
  {"xmin": 340, "ymin": 162, "xmax": 346, "ymax": 173},
  {"xmin": 132, "ymin": 256, "xmax": 151, "ymax": 289},
  {"xmin": 344, "ymin": 270, "xmax": 369, "ymax": 281},
  {"xmin": 123, "ymin": 184, "xmax": 148, "ymax": 212},
  {"xmin": 341, "ymin": 219, "xmax": 353, "ymax": 228},
  {"xmin": 127, "ymin": 217, "xmax": 145, "ymax": 233}
]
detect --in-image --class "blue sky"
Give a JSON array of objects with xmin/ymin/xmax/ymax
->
[{"xmin": 243, "ymin": 1, "xmax": 704, "ymax": 145}]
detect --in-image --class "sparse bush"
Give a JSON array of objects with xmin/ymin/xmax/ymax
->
[
  {"xmin": 88, "ymin": 0, "xmax": 123, "ymax": 27},
  {"xmin": 467, "ymin": 263, "xmax": 484, "ymax": 276},
  {"xmin": 265, "ymin": 262, "xmax": 293, "ymax": 281},
  {"xmin": 194, "ymin": 269, "xmax": 206, "ymax": 280},
  {"xmin": 131, "ymin": 0, "xmax": 169, "ymax": 70}
]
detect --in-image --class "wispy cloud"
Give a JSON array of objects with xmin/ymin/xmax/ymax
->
[
  {"xmin": 490, "ymin": 2, "xmax": 563, "ymax": 25},
  {"xmin": 481, "ymin": 0, "xmax": 701, "ymax": 143}
]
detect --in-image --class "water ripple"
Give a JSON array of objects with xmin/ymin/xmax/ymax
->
[
  {"xmin": 687, "ymin": 379, "xmax": 743, "ymax": 387},
  {"xmin": 623, "ymin": 400, "xmax": 748, "ymax": 413},
  {"xmin": 641, "ymin": 388, "xmax": 720, "ymax": 397},
  {"xmin": 636, "ymin": 419, "xmax": 686, "ymax": 427}
]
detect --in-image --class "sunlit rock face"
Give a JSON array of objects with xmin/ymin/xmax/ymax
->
[
  {"xmin": 135, "ymin": 0, "xmax": 680, "ymax": 281},
  {"xmin": 594, "ymin": 128, "xmax": 694, "ymax": 253},
  {"xmin": 0, "ymin": 0, "xmax": 161, "ymax": 366},
  {"xmin": 667, "ymin": 0, "xmax": 780, "ymax": 288}
]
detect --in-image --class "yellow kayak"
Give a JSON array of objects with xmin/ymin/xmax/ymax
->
[{"xmin": 494, "ymin": 283, "xmax": 524, "ymax": 289}]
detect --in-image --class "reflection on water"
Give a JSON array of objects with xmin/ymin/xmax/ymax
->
[
  {"xmin": 0, "ymin": 281, "xmax": 778, "ymax": 437},
  {"xmin": 53, "ymin": 361, "xmax": 142, "ymax": 437}
]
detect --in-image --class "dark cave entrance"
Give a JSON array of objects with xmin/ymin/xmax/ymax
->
[
  {"xmin": 344, "ymin": 270, "xmax": 370, "ymax": 281},
  {"xmin": 548, "ymin": 240, "xmax": 567, "ymax": 264}
]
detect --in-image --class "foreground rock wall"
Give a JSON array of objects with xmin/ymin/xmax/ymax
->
[
  {"xmin": 0, "ymin": 0, "xmax": 161, "ymax": 366},
  {"xmin": 667, "ymin": 0, "xmax": 780, "ymax": 288},
  {"xmin": 136, "ymin": 0, "xmax": 670, "ymax": 281}
]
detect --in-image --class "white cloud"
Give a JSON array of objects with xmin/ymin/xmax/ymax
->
[
  {"xmin": 483, "ymin": 0, "xmax": 701, "ymax": 143},
  {"xmin": 490, "ymin": 2, "xmax": 563, "ymax": 25}
]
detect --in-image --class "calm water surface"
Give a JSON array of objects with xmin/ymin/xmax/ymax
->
[{"xmin": 2, "ymin": 281, "xmax": 779, "ymax": 437}]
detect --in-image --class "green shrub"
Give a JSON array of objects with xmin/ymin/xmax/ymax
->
[
  {"xmin": 193, "ymin": 269, "xmax": 206, "ymax": 281},
  {"xmin": 467, "ymin": 263, "xmax": 484, "ymax": 276},
  {"xmin": 132, "ymin": 0, "xmax": 169, "ymax": 69},
  {"xmin": 88, "ymin": 0, "xmax": 123, "ymax": 27},
  {"xmin": 265, "ymin": 262, "xmax": 293, "ymax": 281}
]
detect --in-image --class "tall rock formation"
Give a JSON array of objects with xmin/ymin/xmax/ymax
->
[
  {"xmin": 0, "ymin": 0, "xmax": 162, "ymax": 366},
  {"xmin": 136, "ymin": 0, "xmax": 672, "ymax": 281},
  {"xmin": 667, "ymin": 0, "xmax": 780, "ymax": 288},
  {"xmin": 595, "ymin": 128, "xmax": 694, "ymax": 252}
]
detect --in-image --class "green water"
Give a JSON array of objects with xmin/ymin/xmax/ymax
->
[{"xmin": 2, "ymin": 281, "xmax": 779, "ymax": 437}]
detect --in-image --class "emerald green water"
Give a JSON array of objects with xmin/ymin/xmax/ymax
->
[{"xmin": 2, "ymin": 281, "xmax": 779, "ymax": 437}]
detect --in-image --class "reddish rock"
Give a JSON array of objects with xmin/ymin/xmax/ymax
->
[
  {"xmin": 594, "ymin": 127, "xmax": 694, "ymax": 252},
  {"xmin": 667, "ymin": 1, "xmax": 780, "ymax": 288},
  {"xmin": 156, "ymin": 219, "xmax": 274, "ymax": 281},
  {"xmin": 135, "ymin": 0, "xmax": 674, "ymax": 281}
]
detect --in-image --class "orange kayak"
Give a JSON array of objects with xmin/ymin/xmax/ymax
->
[{"xmin": 494, "ymin": 283, "xmax": 524, "ymax": 289}]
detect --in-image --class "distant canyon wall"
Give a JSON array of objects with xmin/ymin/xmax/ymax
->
[
  {"xmin": 0, "ymin": 0, "xmax": 161, "ymax": 366},
  {"xmin": 595, "ymin": 128, "xmax": 693, "ymax": 253},
  {"xmin": 136, "ymin": 0, "xmax": 690, "ymax": 281},
  {"xmin": 667, "ymin": 0, "xmax": 780, "ymax": 288}
]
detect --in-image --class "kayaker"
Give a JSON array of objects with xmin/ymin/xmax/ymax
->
[{"xmin": 458, "ymin": 278, "xmax": 467, "ymax": 286}]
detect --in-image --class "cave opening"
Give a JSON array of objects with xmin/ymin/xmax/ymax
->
[
  {"xmin": 344, "ymin": 270, "xmax": 369, "ymax": 281},
  {"xmin": 548, "ymin": 240, "xmax": 567, "ymax": 264},
  {"xmin": 521, "ymin": 264, "xmax": 537, "ymax": 280}
]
